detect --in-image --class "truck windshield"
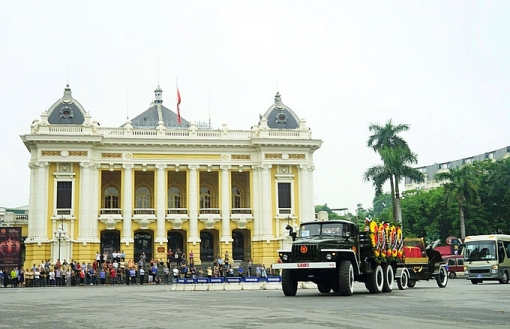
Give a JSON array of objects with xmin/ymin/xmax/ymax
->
[
  {"xmin": 464, "ymin": 241, "xmax": 497, "ymax": 261},
  {"xmin": 299, "ymin": 224, "xmax": 321, "ymax": 238},
  {"xmin": 298, "ymin": 223, "xmax": 346, "ymax": 239}
]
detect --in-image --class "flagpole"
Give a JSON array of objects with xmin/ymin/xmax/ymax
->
[{"xmin": 176, "ymin": 77, "xmax": 181, "ymax": 125}]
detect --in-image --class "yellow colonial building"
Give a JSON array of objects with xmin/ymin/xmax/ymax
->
[{"xmin": 19, "ymin": 85, "xmax": 322, "ymax": 268}]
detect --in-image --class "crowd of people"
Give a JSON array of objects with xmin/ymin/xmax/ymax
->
[{"xmin": 1, "ymin": 249, "xmax": 273, "ymax": 288}]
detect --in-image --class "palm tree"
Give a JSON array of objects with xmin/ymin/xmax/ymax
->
[
  {"xmin": 364, "ymin": 146, "xmax": 424, "ymax": 223},
  {"xmin": 367, "ymin": 119, "xmax": 410, "ymax": 151},
  {"xmin": 365, "ymin": 119, "xmax": 423, "ymax": 224},
  {"xmin": 378, "ymin": 147, "xmax": 424, "ymax": 223},
  {"xmin": 435, "ymin": 165, "xmax": 480, "ymax": 241}
]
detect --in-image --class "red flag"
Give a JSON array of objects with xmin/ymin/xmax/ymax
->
[{"xmin": 177, "ymin": 87, "xmax": 182, "ymax": 124}]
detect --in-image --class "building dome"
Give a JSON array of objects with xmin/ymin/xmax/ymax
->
[
  {"xmin": 260, "ymin": 92, "xmax": 300, "ymax": 129},
  {"xmin": 46, "ymin": 85, "xmax": 87, "ymax": 125}
]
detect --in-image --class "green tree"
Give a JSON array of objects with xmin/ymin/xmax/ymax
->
[
  {"xmin": 364, "ymin": 119, "xmax": 424, "ymax": 224},
  {"xmin": 435, "ymin": 165, "xmax": 480, "ymax": 241}
]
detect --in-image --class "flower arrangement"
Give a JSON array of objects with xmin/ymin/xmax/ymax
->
[{"xmin": 365, "ymin": 219, "xmax": 403, "ymax": 262}]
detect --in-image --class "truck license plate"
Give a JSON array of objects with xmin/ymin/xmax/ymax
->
[{"xmin": 476, "ymin": 274, "xmax": 483, "ymax": 279}]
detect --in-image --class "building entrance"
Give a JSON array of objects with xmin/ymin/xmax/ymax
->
[
  {"xmin": 101, "ymin": 231, "xmax": 120, "ymax": 262},
  {"xmin": 134, "ymin": 230, "xmax": 153, "ymax": 263},
  {"xmin": 200, "ymin": 231, "xmax": 215, "ymax": 262}
]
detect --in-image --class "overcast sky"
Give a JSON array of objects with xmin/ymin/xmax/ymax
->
[{"xmin": 1, "ymin": 1, "xmax": 509, "ymax": 213}]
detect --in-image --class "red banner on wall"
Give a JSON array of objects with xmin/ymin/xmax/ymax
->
[{"xmin": 0, "ymin": 227, "xmax": 22, "ymax": 270}]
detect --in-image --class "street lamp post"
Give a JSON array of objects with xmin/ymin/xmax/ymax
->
[{"xmin": 54, "ymin": 215, "xmax": 66, "ymax": 268}]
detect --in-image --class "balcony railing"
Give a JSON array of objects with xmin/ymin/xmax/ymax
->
[
  {"xmin": 278, "ymin": 208, "xmax": 292, "ymax": 215},
  {"xmin": 56, "ymin": 209, "xmax": 72, "ymax": 216},
  {"xmin": 15, "ymin": 214, "xmax": 28, "ymax": 221},
  {"xmin": 167, "ymin": 208, "xmax": 188, "ymax": 215},
  {"xmin": 100, "ymin": 208, "xmax": 122, "ymax": 215},
  {"xmin": 134, "ymin": 208, "xmax": 155, "ymax": 215},
  {"xmin": 231, "ymin": 208, "xmax": 252, "ymax": 214},
  {"xmin": 200, "ymin": 208, "xmax": 220, "ymax": 215}
]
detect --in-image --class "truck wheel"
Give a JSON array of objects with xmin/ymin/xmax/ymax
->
[
  {"xmin": 366, "ymin": 264, "xmax": 384, "ymax": 294},
  {"xmin": 498, "ymin": 270, "xmax": 509, "ymax": 284},
  {"xmin": 338, "ymin": 260, "xmax": 354, "ymax": 296},
  {"xmin": 449, "ymin": 271, "xmax": 456, "ymax": 279},
  {"xmin": 397, "ymin": 268, "xmax": 408, "ymax": 290},
  {"xmin": 282, "ymin": 269, "xmax": 298, "ymax": 296},
  {"xmin": 407, "ymin": 279, "xmax": 416, "ymax": 288},
  {"xmin": 436, "ymin": 266, "xmax": 448, "ymax": 288},
  {"xmin": 382, "ymin": 264, "xmax": 394, "ymax": 293},
  {"xmin": 317, "ymin": 283, "xmax": 332, "ymax": 294}
]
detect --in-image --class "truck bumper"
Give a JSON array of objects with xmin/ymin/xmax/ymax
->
[{"xmin": 271, "ymin": 262, "xmax": 336, "ymax": 270}]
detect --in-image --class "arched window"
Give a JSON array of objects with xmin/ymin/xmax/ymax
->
[
  {"xmin": 232, "ymin": 187, "xmax": 241, "ymax": 209},
  {"xmin": 200, "ymin": 187, "xmax": 211, "ymax": 209},
  {"xmin": 168, "ymin": 186, "xmax": 181, "ymax": 208},
  {"xmin": 136, "ymin": 186, "xmax": 151, "ymax": 208},
  {"xmin": 104, "ymin": 186, "xmax": 120, "ymax": 209}
]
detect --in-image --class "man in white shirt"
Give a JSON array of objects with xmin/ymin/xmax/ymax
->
[{"xmin": 172, "ymin": 267, "xmax": 179, "ymax": 283}]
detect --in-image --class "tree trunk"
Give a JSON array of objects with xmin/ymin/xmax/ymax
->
[
  {"xmin": 459, "ymin": 206, "xmax": 466, "ymax": 241},
  {"xmin": 394, "ymin": 176, "xmax": 402, "ymax": 225},
  {"xmin": 389, "ymin": 175, "xmax": 397, "ymax": 223}
]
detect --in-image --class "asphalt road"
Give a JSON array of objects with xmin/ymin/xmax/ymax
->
[{"xmin": 1, "ymin": 278, "xmax": 509, "ymax": 329}]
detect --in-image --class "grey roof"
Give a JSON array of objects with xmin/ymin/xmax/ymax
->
[
  {"xmin": 46, "ymin": 85, "xmax": 86, "ymax": 125},
  {"xmin": 260, "ymin": 92, "xmax": 300, "ymax": 129},
  {"xmin": 129, "ymin": 103, "xmax": 190, "ymax": 128},
  {"xmin": 128, "ymin": 85, "xmax": 190, "ymax": 128}
]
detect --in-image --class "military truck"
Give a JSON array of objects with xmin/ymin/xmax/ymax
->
[{"xmin": 271, "ymin": 219, "xmax": 409, "ymax": 296}]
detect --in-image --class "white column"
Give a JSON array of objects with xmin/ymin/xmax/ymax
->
[
  {"xmin": 78, "ymin": 162, "xmax": 91, "ymax": 242},
  {"xmin": 34, "ymin": 162, "xmax": 49, "ymax": 242},
  {"xmin": 28, "ymin": 162, "xmax": 38, "ymax": 239},
  {"xmin": 260, "ymin": 164, "xmax": 273, "ymax": 240},
  {"xmin": 155, "ymin": 164, "xmax": 167, "ymax": 244},
  {"xmin": 121, "ymin": 164, "xmax": 134, "ymax": 244},
  {"xmin": 220, "ymin": 165, "xmax": 232, "ymax": 243},
  {"xmin": 89, "ymin": 164, "xmax": 100, "ymax": 243},
  {"xmin": 251, "ymin": 166, "xmax": 261, "ymax": 240},
  {"xmin": 299, "ymin": 164, "xmax": 315, "ymax": 221},
  {"xmin": 188, "ymin": 165, "xmax": 200, "ymax": 244}
]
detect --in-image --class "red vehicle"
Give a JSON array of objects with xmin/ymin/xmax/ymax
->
[{"xmin": 443, "ymin": 254, "xmax": 464, "ymax": 279}]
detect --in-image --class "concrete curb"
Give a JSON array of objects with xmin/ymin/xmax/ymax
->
[{"xmin": 170, "ymin": 282, "xmax": 318, "ymax": 291}]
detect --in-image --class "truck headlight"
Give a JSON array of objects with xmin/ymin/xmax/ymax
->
[
  {"xmin": 326, "ymin": 254, "xmax": 332, "ymax": 260},
  {"xmin": 282, "ymin": 254, "xmax": 288, "ymax": 261},
  {"xmin": 492, "ymin": 264, "xmax": 499, "ymax": 274}
]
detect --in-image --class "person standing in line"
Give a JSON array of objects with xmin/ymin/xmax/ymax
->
[
  {"xmin": 103, "ymin": 251, "xmax": 108, "ymax": 265},
  {"xmin": 151, "ymin": 264, "xmax": 157, "ymax": 283},
  {"xmin": 96, "ymin": 251, "xmax": 101, "ymax": 266},
  {"xmin": 172, "ymin": 266, "xmax": 179, "ymax": 283},
  {"xmin": 139, "ymin": 267, "xmax": 145, "ymax": 285},
  {"xmin": 189, "ymin": 250, "xmax": 194, "ymax": 265},
  {"xmin": 66, "ymin": 267, "xmax": 71, "ymax": 287},
  {"xmin": 163, "ymin": 264, "xmax": 170, "ymax": 284},
  {"xmin": 55, "ymin": 267, "xmax": 61, "ymax": 287},
  {"xmin": 33, "ymin": 268, "xmax": 40, "ymax": 287},
  {"xmin": 224, "ymin": 251, "xmax": 230, "ymax": 267},
  {"xmin": 176, "ymin": 248, "xmax": 183, "ymax": 265},
  {"xmin": 167, "ymin": 248, "xmax": 173, "ymax": 267},
  {"xmin": 248, "ymin": 260, "xmax": 252, "ymax": 277},
  {"xmin": 100, "ymin": 268, "xmax": 106, "ymax": 285},
  {"xmin": 110, "ymin": 267, "xmax": 116, "ymax": 285},
  {"xmin": 129, "ymin": 267, "xmax": 136, "ymax": 285}
]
